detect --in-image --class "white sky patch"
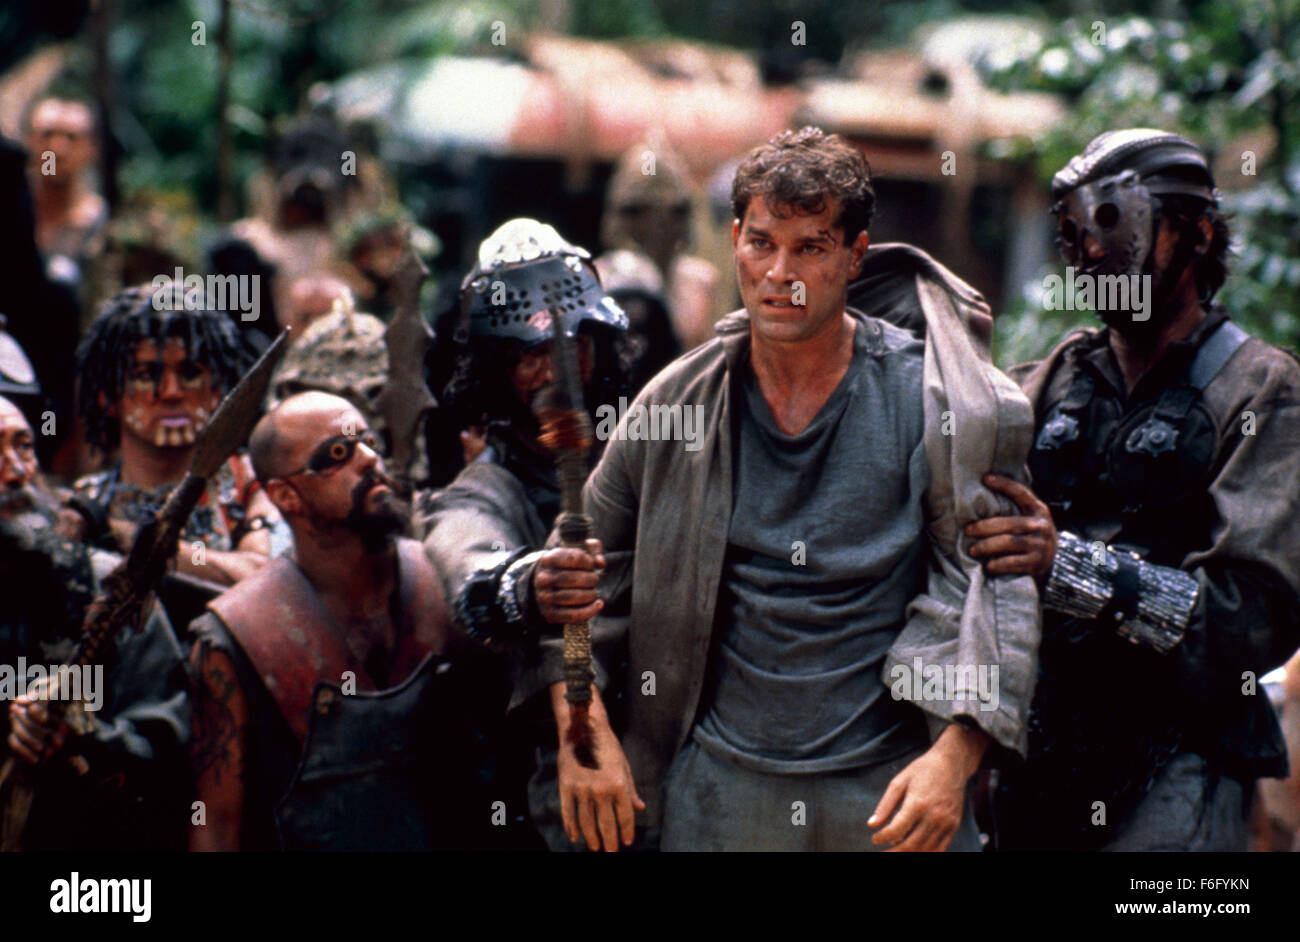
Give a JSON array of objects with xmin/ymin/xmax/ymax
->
[{"xmin": 402, "ymin": 57, "xmax": 529, "ymax": 150}]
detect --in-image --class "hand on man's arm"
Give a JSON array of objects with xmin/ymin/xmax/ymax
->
[
  {"xmin": 869, "ymin": 723, "xmax": 989, "ymax": 852},
  {"xmin": 965, "ymin": 473, "xmax": 1058, "ymax": 580},
  {"xmin": 533, "ymin": 537, "xmax": 645, "ymax": 851}
]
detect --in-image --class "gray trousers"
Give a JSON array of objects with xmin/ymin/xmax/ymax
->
[
  {"xmin": 1101, "ymin": 752, "xmax": 1250, "ymax": 852},
  {"xmin": 660, "ymin": 739, "xmax": 982, "ymax": 852}
]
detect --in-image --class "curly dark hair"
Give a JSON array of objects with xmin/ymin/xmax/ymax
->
[
  {"xmin": 441, "ymin": 322, "xmax": 634, "ymax": 437},
  {"xmin": 75, "ymin": 283, "xmax": 256, "ymax": 452},
  {"xmin": 730, "ymin": 126, "xmax": 875, "ymax": 243},
  {"xmin": 1157, "ymin": 195, "xmax": 1232, "ymax": 303}
]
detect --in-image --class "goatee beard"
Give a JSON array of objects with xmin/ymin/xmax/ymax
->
[{"xmin": 345, "ymin": 471, "xmax": 410, "ymax": 552}]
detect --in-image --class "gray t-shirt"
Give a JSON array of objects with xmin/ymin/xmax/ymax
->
[{"xmin": 693, "ymin": 314, "xmax": 932, "ymax": 773}]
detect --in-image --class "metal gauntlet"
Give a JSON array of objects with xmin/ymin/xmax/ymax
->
[
  {"xmin": 454, "ymin": 548, "xmax": 544, "ymax": 650},
  {"xmin": 1044, "ymin": 531, "xmax": 1199, "ymax": 654}
]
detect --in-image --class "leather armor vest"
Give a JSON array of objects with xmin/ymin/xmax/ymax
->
[
  {"xmin": 999, "ymin": 320, "xmax": 1250, "ymax": 848},
  {"xmin": 207, "ymin": 539, "xmax": 487, "ymax": 849},
  {"xmin": 1028, "ymin": 320, "xmax": 1246, "ymax": 557}
]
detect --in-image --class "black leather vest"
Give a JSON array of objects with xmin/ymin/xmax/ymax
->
[{"xmin": 1028, "ymin": 320, "xmax": 1246, "ymax": 558}]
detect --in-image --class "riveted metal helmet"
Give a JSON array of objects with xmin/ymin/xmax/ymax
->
[
  {"xmin": 460, "ymin": 218, "xmax": 628, "ymax": 345},
  {"xmin": 1051, "ymin": 129, "xmax": 1218, "ymax": 281},
  {"xmin": 267, "ymin": 297, "xmax": 389, "ymax": 426}
]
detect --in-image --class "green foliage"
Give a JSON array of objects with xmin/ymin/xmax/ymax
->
[
  {"xmin": 994, "ymin": 289, "xmax": 1095, "ymax": 372},
  {"xmin": 1218, "ymin": 179, "xmax": 1300, "ymax": 344},
  {"xmin": 79, "ymin": 0, "xmax": 1300, "ymax": 366},
  {"xmin": 571, "ymin": 0, "xmax": 666, "ymax": 39},
  {"xmin": 982, "ymin": 2, "xmax": 1300, "ymax": 364},
  {"xmin": 106, "ymin": 0, "xmax": 532, "ymax": 216}
]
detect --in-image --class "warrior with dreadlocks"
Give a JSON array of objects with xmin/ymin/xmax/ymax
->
[
  {"xmin": 417, "ymin": 218, "xmax": 631, "ymax": 849},
  {"xmin": 66, "ymin": 282, "xmax": 280, "ymax": 586}
]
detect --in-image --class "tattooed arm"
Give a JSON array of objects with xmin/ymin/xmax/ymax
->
[
  {"xmin": 188, "ymin": 638, "xmax": 247, "ymax": 852},
  {"xmin": 180, "ymin": 487, "xmax": 280, "ymax": 585}
]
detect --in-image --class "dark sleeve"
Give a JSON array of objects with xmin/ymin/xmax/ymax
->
[
  {"xmin": 421, "ymin": 477, "xmax": 535, "ymax": 613},
  {"xmin": 80, "ymin": 568, "xmax": 191, "ymax": 767},
  {"xmin": 510, "ymin": 431, "xmax": 639, "ymax": 711},
  {"xmin": 419, "ymin": 468, "xmax": 545, "ymax": 652}
]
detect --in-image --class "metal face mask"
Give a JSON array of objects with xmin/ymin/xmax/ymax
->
[{"xmin": 1055, "ymin": 169, "xmax": 1154, "ymax": 279}]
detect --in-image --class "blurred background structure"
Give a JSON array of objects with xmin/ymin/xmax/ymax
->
[{"xmin": 1, "ymin": 0, "xmax": 1297, "ymax": 367}]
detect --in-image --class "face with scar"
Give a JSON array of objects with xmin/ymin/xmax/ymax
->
[{"xmin": 732, "ymin": 197, "xmax": 868, "ymax": 347}]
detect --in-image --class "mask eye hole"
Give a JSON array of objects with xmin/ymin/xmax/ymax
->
[
  {"xmin": 1060, "ymin": 218, "xmax": 1078, "ymax": 244},
  {"xmin": 1094, "ymin": 203, "xmax": 1120, "ymax": 228}
]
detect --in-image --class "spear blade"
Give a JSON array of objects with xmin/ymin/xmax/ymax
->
[
  {"xmin": 375, "ymin": 235, "xmax": 435, "ymax": 491},
  {"xmin": 534, "ymin": 309, "xmax": 598, "ymax": 769},
  {"xmin": 189, "ymin": 328, "xmax": 291, "ymax": 479}
]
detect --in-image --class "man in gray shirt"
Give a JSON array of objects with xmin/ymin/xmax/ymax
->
[
  {"xmin": 696, "ymin": 316, "xmax": 930, "ymax": 773},
  {"xmin": 527, "ymin": 127, "xmax": 1046, "ymax": 851},
  {"xmin": 670, "ymin": 309, "xmax": 949, "ymax": 850}
]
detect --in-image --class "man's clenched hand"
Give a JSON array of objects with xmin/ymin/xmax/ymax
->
[
  {"xmin": 532, "ymin": 537, "xmax": 605, "ymax": 624},
  {"xmin": 7, "ymin": 691, "xmax": 72, "ymax": 766}
]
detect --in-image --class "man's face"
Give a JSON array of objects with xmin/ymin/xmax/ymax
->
[
  {"xmin": 733, "ymin": 198, "xmax": 868, "ymax": 345},
  {"xmin": 1079, "ymin": 214, "xmax": 1191, "ymax": 338},
  {"xmin": 271, "ymin": 404, "xmax": 407, "ymax": 548},
  {"xmin": 0, "ymin": 400, "xmax": 39, "ymax": 519},
  {"xmin": 509, "ymin": 333, "xmax": 596, "ymax": 409},
  {"xmin": 116, "ymin": 337, "xmax": 221, "ymax": 450},
  {"xmin": 28, "ymin": 100, "xmax": 95, "ymax": 179},
  {"xmin": 352, "ymin": 227, "xmax": 407, "ymax": 283}
]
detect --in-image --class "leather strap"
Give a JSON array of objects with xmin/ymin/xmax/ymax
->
[{"xmin": 1184, "ymin": 320, "xmax": 1248, "ymax": 390}]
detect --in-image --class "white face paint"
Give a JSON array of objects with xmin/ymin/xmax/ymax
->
[
  {"xmin": 123, "ymin": 406, "xmax": 149, "ymax": 436},
  {"xmin": 120, "ymin": 337, "xmax": 219, "ymax": 452}
]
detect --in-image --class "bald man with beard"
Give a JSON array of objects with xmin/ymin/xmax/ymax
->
[{"xmin": 187, "ymin": 392, "xmax": 498, "ymax": 850}]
